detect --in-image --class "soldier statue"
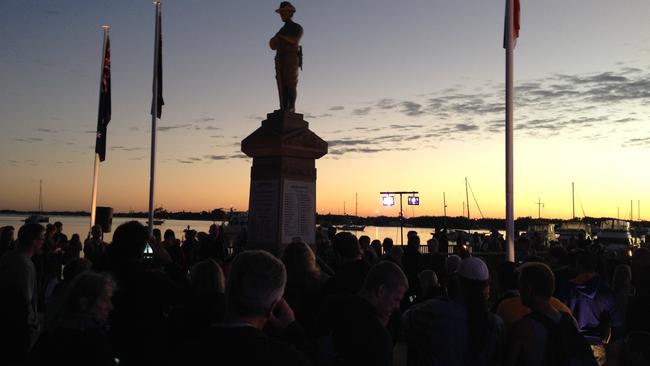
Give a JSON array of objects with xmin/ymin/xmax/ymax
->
[{"xmin": 269, "ymin": 2, "xmax": 303, "ymax": 112}]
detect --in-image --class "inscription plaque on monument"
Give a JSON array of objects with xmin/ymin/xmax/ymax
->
[
  {"xmin": 281, "ymin": 180, "xmax": 315, "ymax": 245},
  {"xmin": 247, "ymin": 180, "xmax": 280, "ymax": 243}
]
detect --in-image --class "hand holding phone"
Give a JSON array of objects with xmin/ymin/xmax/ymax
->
[{"xmin": 269, "ymin": 297, "xmax": 295, "ymax": 329}]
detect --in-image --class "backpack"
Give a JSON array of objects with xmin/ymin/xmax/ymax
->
[{"xmin": 525, "ymin": 311, "xmax": 597, "ymax": 366}]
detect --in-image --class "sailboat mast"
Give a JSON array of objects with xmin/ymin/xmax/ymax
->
[
  {"xmin": 465, "ymin": 177, "xmax": 470, "ymax": 225},
  {"xmin": 572, "ymin": 182, "xmax": 575, "ymax": 219},
  {"xmin": 39, "ymin": 180, "xmax": 43, "ymax": 213},
  {"xmin": 355, "ymin": 193, "xmax": 358, "ymax": 217},
  {"xmin": 443, "ymin": 192, "xmax": 447, "ymax": 217}
]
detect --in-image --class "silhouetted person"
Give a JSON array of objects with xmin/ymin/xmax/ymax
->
[
  {"xmin": 382, "ymin": 237, "xmax": 394, "ymax": 260},
  {"xmin": 611, "ymin": 264, "xmax": 632, "ymax": 326},
  {"xmin": 0, "ymin": 222, "xmax": 45, "ymax": 362},
  {"xmin": 106, "ymin": 221, "xmax": 180, "ymax": 366},
  {"xmin": 83, "ymin": 225, "xmax": 106, "ymax": 265},
  {"xmin": 327, "ymin": 232, "xmax": 371, "ymax": 295},
  {"xmin": 315, "ymin": 227, "xmax": 336, "ymax": 273},
  {"xmin": 31, "ymin": 271, "xmax": 116, "ymax": 366},
  {"xmin": 546, "ymin": 245, "xmax": 575, "ymax": 296},
  {"xmin": 163, "ymin": 229, "xmax": 184, "ymax": 268},
  {"xmin": 169, "ymin": 258, "xmax": 226, "ymax": 348},
  {"xmin": 327, "ymin": 261, "xmax": 408, "ymax": 366},
  {"xmin": 184, "ymin": 250, "xmax": 311, "ymax": 365},
  {"xmin": 434, "ymin": 228, "xmax": 449, "ymax": 255},
  {"xmin": 64, "ymin": 233, "xmax": 82, "ymax": 263},
  {"xmin": 504, "ymin": 262, "xmax": 596, "ymax": 366},
  {"xmin": 402, "ymin": 234, "xmax": 422, "ymax": 297},
  {"xmin": 415, "ymin": 269, "xmax": 445, "ymax": 303},
  {"xmin": 557, "ymin": 250, "xmax": 622, "ymax": 364},
  {"xmin": 45, "ymin": 257, "xmax": 92, "ymax": 326},
  {"xmin": 492, "ymin": 261, "xmax": 519, "ymax": 312},
  {"xmin": 626, "ymin": 248, "xmax": 650, "ymax": 334},
  {"xmin": 282, "ymin": 242, "xmax": 325, "ymax": 336},
  {"xmin": 419, "ymin": 237, "xmax": 447, "ymax": 290},
  {"xmin": 53, "ymin": 221, "xmax": 68, "ymax": 250},
  {"xmin": 359, "ymin": 235, "xmax": 378, "ymax": 264},
  {"xmin": 400, "ymin": 257, "xmax": 504, "ymax": 366},
  {"xmin": 0, "ymin": 225, "xmax": 15, "ymax": 257},
  {"xmin": 497, "ymin": 256, "xmax": 572, "ymax": 328},
  {"xmin": 371, "ymin": 239, "xmax": 383, "ymax": 258},
  {"xmin": 188, "ymin": 258, "xmax": 226, "ymax": 324},
  {"xmin": 181, "ymin": 228, "xmax": 198, "ymax": 272}
]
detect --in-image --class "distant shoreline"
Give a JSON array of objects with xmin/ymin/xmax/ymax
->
[{"xmin": 2, "ymin": 210, "xmax": 648, "ymax": 231}]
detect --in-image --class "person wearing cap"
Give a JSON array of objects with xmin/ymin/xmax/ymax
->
[
  {"xmin": 399, "ymin": 256, "xmax": 504, "ymax": 366},
  {"xmin": 269, "ymin": 2, "xmax": 303, "ymax": 112}
]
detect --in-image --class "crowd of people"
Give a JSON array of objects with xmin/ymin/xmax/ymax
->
[{"xmin": 0, "ymin": 221, "xmax": 649, "ymax": 366}]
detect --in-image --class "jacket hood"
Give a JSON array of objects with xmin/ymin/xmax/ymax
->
[{"xmin": 569, "ymin": 272, "xmax": 600, "ymax": 299}]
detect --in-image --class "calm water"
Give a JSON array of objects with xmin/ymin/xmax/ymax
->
[
  {"xmin": 0, "ymin": 214, "xmax": 497, "ymax": 245},
  {"xmin": 0, "ymin": 214, "xmax": 222, "ymax": 242}
]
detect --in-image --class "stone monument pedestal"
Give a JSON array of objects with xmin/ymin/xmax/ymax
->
[{"xmin": 241, "ymin": 110, "xmax": 328, "ymax": 255}]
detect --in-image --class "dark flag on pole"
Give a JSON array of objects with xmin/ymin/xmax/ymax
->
[
  {"xmin": 503, "ymin": 0, "xmax": 521, "ymax": 49},
  {"xmin": 95, "ymin": 36, "xmax": 111, "ymax": 161},
  {"xmin": 151, "ymin": 5, "xmax": 164, "ymax": 118}
]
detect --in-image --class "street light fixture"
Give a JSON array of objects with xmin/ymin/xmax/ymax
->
[
  {"xmin": 407, "ymin": 195, "xmax": 419, "ymax": 205},
  {"xmin": 382, "ymin": 195, "xmax": 395, "ymax": 206},
  {"xmin": 379, "ymin": 191, "xmax": 419, "ymax": 245}
]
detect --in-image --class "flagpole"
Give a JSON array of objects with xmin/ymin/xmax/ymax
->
[
  {"xmin": 90, "ymin": 25, "xmax": 110, "ymax": 232},
  {"xmin": 148, "ymin": 1, "xmax": 161, "ymax": 236},
  {"xmin": 505, "ymin": 0, "xmax": 515, "ymax": 262},
  {"xmin": 90, "ymin": 153, "xmax": 100, "ymax": 229}
]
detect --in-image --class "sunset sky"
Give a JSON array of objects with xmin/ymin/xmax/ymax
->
[{"xmin": 1, "ymin": 0, "xmax": 649, "ymax": 219}]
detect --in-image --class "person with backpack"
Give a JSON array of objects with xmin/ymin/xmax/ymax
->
[
  {"xmin": 505, "ymin": 262, "xmax": 597, "ymax": 366},
  {"xmin": 557, "ymin": 251, "xmax": 623, "ymax": 365}
]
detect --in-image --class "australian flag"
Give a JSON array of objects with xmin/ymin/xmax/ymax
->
[
  {"xmin": 95, "ymin": 36, "xmax": 111, "ymax": 161},
  {"xmin": 151, "ymin": 5, "xmax": 164, "ymax": 118}
]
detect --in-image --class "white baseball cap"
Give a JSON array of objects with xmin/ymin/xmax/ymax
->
[{"xmin": 458, "ymin": 257, "xmax": 489, "ymax": 281}]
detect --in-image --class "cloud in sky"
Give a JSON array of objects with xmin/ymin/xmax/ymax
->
[
  {"xmin": 158, "ymin": 123, "xmax": 192, "ymax": 132},
  {"xmin": 622, "ymin": 136, "xmax": 650, "ymax": 147},
  {"xmin": 195, "ymin": 117, "xmax": 217, "ymax": 123},
  {"xmin": 201, "ymin": 126, "xmax": 221, "ymax": 131},
  {"xmin": 389, "ymin": 124, "xmax": 424, "ymax": 130},
  {"xmin": 176, "ymin": 156, "xmax": 204, "ymax": 164},
  {"xmin": 13, "ymin": 137, "xmax": 44, "ymax": 143},
  {"xmin": 455, "ymin": 123, "xmax": 479, "ymax": 132},
  {"xmin": 111, "ymin": 146, "xmax": 146, "ymax": 152},
  {"xmin": 352, "ymin": 107, "xmax": 372, "ymax": 115},
  {"xmin": 204, "ymin": 153, "xmax": 248, "ymax": 161},
  {"xmin": 315, "ymin": 64, "xmax": 650, "ymax": 155},
  {"xmin": 376, "ymin": 99, "xmax": 399, "ymax": 110},
  {"xmin": 400, "ymin": 101, "xmax": 425, "ymax": 116}
]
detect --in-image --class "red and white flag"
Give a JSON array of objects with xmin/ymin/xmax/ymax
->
[{"xmin": 503, "ymin": 0, "xmax": 521, "ymax": 49}]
